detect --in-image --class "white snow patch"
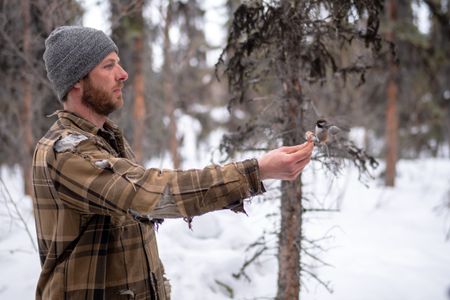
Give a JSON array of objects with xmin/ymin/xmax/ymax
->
[{"xmin": 210, "ymin": 106, "xmax": 230, "ymax": 123}]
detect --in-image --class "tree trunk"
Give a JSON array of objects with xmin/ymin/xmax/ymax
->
[
  {"xmin": 21, "ymin": 0, "xmax": 33, "ymax": 196},
  {"xmin": 277, "ymin": 179, "xmax": 302, "ymax": 299},
  {"xmin": 427, "ymin": 0, "xmax": 450, "ymax": 156},
  {"xmin": 132, "ymin": 0, "xmax": 145, "ymax": 164},
  {"xmin": 162, "ymin": 0, "xmax": 180, "ymax": 169},
  {"xmin": 385, "ymin": 0, "xmax": 399, "ymax": 187},
  {"xmin": 446, "ymin": 0, "xmax": 450, "ymax": 157},
  {"xmin": 447, "ymin": 0, "xmax": 450, "ymax": 157},
  {"xmin": 277, "ymin": 78, "xmax": 304, "ymax": 300}
]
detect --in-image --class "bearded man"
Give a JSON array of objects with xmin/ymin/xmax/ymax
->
[{"xmin": 32, "ymin": 26, "xmax": 313, "ymax": 300}]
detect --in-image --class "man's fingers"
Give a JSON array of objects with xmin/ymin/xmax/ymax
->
[
  {"xmin": 295, "ymin": 157, "xmax": 311, "ymax": 170},
  {"xmin": 288, "ymin": 142, "xmax": 313, "ymax": 162},
  {"xmin": 289, "ymin": 157, "xmax": 311, "ymax": 179},
  {"xmin": 281, "ymin": 141, "xmax": 313, "ymax": 154},
  {"xmin": 286, "ymin": 158, "xmax": 311, "ymax": 180}
]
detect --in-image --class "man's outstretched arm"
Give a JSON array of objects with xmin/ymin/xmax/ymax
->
[{"xmin": 44, "ymin": 134, "xmax": 313, "ymax": 220}]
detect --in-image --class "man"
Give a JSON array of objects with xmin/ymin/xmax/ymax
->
[{"xmin": 32, "ymin": 26, "xmax": 313, "ymax": 300}]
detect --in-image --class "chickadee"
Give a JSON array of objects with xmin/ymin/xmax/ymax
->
[{"xmin": 314, "ymin": 119, "xmax": 341, "ymax": 144}]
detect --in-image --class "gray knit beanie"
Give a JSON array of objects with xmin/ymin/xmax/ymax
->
[{"xmin": 43, "ymin": 26, "xmax": 118, "ymax": 101}]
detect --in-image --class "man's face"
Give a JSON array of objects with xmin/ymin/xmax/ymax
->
[{"xmin": 81, "ymin": 52, "xmax": 128, "ymax": 116}]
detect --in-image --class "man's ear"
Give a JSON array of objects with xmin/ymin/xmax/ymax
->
[
  {"xmin": 71, "ymin": 80, "xmax": 84, "ymax": 96},
  {"xmin": 73, "ymin": 80, "xmax": 82, "ymax": 90}
]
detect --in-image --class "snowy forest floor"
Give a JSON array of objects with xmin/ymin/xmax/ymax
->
[{"xmin": 1, "ymin": 156, "xmax": 449, "ymax": 300}]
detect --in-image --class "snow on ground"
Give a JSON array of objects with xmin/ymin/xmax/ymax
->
[
  {"xmin": 1, "ymin": 152, "xmax": 449, "ymax": 299},
  {"xmin": 301, "ymin": 158, "xmax": 450, "ymax": 300},
  {"xmin": 156, "ymin": 157, "xmax": 450, "ymax": 300}
]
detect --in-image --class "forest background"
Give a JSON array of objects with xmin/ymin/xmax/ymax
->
[{"xmin": 0, "ymin": 0, "xmax": 449, "ymax": 299}]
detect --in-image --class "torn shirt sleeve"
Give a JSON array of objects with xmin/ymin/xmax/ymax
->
[{"xmin": 48, "ymin": 135, "xmax": 265, "ymax": 219}]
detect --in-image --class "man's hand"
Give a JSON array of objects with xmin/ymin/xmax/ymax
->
[{"xmin": 258, "ymin": 141, "xmax": 314, "ymax": 181}]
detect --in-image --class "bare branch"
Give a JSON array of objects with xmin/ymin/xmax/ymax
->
[
  {"xmin": 233, "ymin": 235, "xmax": 270, "ymax": 282},
  {"xmin": 301, "ymin": 268, "xmax": 334, "ymax": 294},
  {"xmin": 0, "ymin": 177, "xmax": 37, "ymax": 252}
]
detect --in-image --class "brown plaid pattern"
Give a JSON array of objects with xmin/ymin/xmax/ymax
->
[{"xmin": 32, "ymin": 111, "xmax": 264, "ymax": 300}]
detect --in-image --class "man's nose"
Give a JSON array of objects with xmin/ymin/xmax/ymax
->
[{"xmin": 117, "ymin": 64, "xmax": 128, "ymax": 82}]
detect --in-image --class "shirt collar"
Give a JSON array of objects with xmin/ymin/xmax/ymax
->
[{"xmin": 50, "ymin": 110, "xmax": 120, "ymax": 136}]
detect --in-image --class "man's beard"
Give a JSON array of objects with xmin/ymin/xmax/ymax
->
[{"xmin": 81, "ymin": 78, "xmax": 123, "ymax": 116}]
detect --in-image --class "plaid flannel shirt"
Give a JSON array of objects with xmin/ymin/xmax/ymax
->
[{"xmin": 32, "ymin": 110, "xmax": 264, "ymax": 300}]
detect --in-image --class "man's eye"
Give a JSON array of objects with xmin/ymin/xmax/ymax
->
[{"xmin": 105, "ymin": 64, "xmax": 114, "ymax": 69}]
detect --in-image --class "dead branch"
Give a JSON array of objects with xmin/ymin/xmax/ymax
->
[
  {"xmin": 233, "ymin": 235, "xmax": 269, "ymax": 282},
  {"xmin": 0, "ymin": 177, "xmax": 37, "ymax": 252},
  {"xmin": 301, "ymin": 268, "xmax": 333, "ymax": 294}
]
